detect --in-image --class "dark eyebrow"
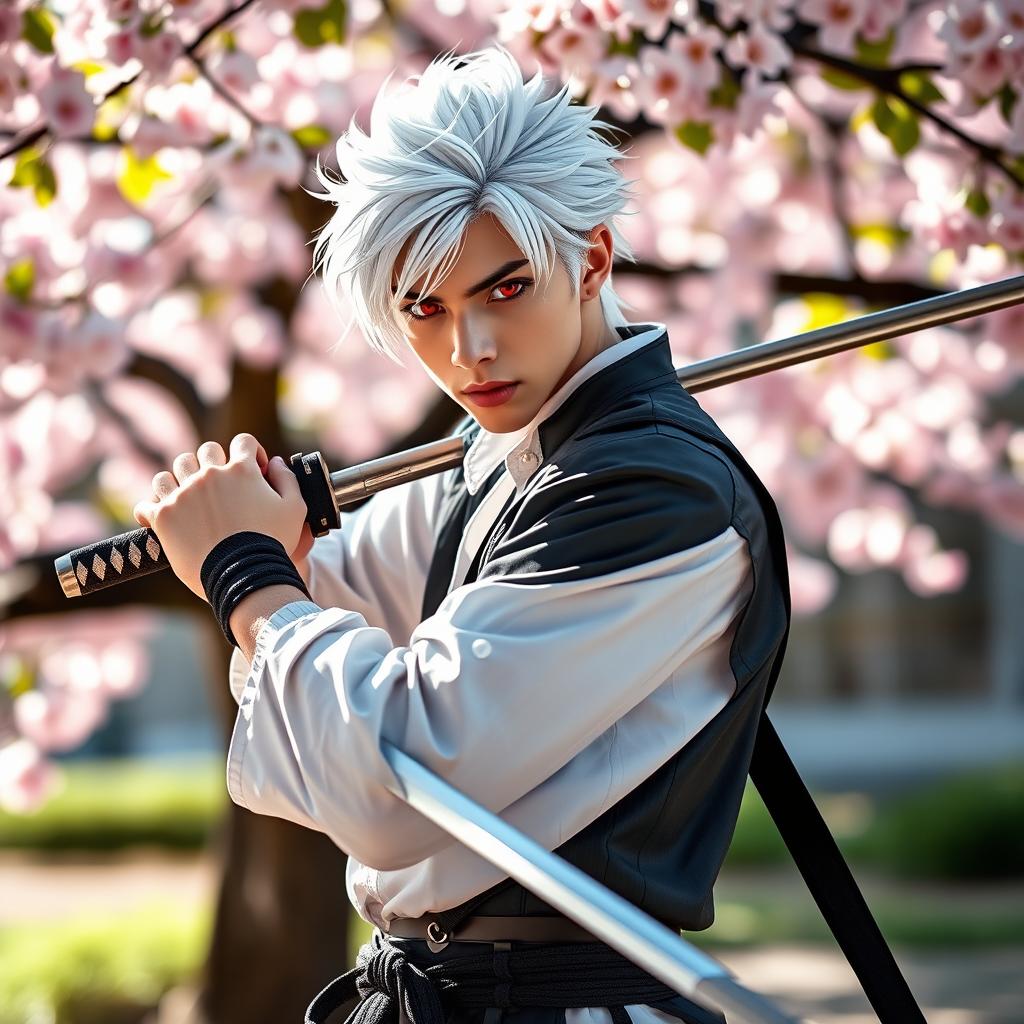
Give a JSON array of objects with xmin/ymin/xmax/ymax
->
[{"xmin": 393, "ymin": 258, "xmax": 530, "ymax": 303}]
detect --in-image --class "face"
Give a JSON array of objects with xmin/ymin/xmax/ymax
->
[{"xmin": 390, "ymin": 212, "xmax": 616, "ymax": 433}]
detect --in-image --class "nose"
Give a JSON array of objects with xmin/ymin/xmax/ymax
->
[{"xmin": 450, "ymin": 313, "xmax": 496, "ymax": 370}]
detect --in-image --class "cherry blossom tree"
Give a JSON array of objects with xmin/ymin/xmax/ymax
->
[{"xmin": 2, "ymin": 0, "xmax": 1023, "ymax": 1018}]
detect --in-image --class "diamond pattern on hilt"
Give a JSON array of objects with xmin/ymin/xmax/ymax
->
[
  {"xmin": 128, "ymin": 542, "xmax": 142, "ymax": 568},
  {"xmin": 91, "ymin": 554, "xmax": 106, "ymax": 581},
  {"xmin": 76, "ymin": 561, "xmax": 88, "ymax": 587},
  {"xmin": 146, "ymin": 535, "xmax": 161, "ymax": 561},
  {"xmin": 110, "ymin": 547, "xmax": 124, "ymax": 573}
]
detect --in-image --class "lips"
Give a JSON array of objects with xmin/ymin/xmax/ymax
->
[
  {"xmin": 462, "ymin": 381, "xmax": 519, "ymax": 408},
  {"xmin": 462, "ymin": 380, "xmax": 518, "ymax": 394}
]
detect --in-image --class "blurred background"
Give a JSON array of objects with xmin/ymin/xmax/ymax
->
[{"xmin": 2, "ymin": 0, "xmax": 1023, "ymax": 1022}]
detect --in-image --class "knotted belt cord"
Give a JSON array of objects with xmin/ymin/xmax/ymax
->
[{"xmin": 305, "ymin": 931, "xmax": 685, "ymax": 1024}]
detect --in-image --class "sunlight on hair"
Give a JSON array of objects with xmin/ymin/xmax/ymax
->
[{"xmin": 305, "ymin": 44, "xmax": 642, "ymax": 363}]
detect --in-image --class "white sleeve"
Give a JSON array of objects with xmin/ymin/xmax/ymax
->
[
  {"xmin": 227, "ymin": 467, "xmax": 449, "ymax": 705},
  {"xmin": 224, "ymin": 464, "xmax": 754, "ymax": 873}
]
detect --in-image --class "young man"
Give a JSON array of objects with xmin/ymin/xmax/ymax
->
[{"xmin": 134, "ymin": 45, "xmax": 790, "ymax": 1024}]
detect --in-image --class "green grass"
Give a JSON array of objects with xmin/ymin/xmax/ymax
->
[
  {"xmin": 3, "ymin": 756, "xmax": 1023, "ymax": 882},
  {"xmin": 0, "ymin": 905, "xmax": 211, "ymax": 1024},
  {"xmin": 0, "ymin": 757, "xmax": 225, "ymax": 853},
  {"xmin": 723, "ymin": 760, "xmax": 1024, "ymax": 882}
]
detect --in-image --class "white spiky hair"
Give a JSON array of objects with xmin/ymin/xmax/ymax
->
[{"xmin": 306, "ymin": 43, "xmax": 641, "ymax": 363}]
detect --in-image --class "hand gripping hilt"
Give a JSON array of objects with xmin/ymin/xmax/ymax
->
[{"xmin": 54, "ymin": 450, "xmax": 339, "ymax": 598}]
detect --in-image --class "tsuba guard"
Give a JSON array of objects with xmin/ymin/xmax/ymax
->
[{"xmin": 289, "ymin": 450, "xmax": 340, "ymax": 538}]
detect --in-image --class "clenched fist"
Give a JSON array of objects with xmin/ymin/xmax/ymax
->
[{"xmin": 133, "ymin": 433, "xmax": 312, "ymax": 603}]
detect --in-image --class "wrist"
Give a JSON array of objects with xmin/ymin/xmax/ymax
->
[
  {"xmin": 200, "ymin": 531, "xmax": 312, "ymax": 649},
  {"xmin": 229, "ymin": 584, "xmax": 311, "ymax": 663}
]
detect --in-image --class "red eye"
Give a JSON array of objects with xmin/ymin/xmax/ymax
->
[{"xmin": 402, "ymin": 278, "xmax": 532, "ymax": 321}]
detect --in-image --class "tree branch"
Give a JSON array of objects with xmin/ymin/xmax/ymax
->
[{"xmin": 0, "ymin": 0, "xmax": 263, "ymax": 162}]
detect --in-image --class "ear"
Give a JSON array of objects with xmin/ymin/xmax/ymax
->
[{"xmin": 579, "ymin": 223, "xmax": 614, "ymax": 302}]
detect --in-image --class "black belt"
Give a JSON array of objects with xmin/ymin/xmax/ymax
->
[
  {"xmin": 386, "ymin": 914, "xmax": 600, "ymax": 948},
  {"xmin": 303, "ymin": 927, "xmax": 713, "ymax": 1024}
]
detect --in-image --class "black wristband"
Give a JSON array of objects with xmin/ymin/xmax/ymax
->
[{"xmin": 200, "ymin": 531, "xmax": 312, "ymax": 648}]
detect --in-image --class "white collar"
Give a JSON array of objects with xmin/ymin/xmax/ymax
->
[{"xmin": 462, "ymin": 323, "xmax": 667, "ymax": 495}]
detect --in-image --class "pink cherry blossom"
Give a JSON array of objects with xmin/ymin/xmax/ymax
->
[
  {"xmin": 136, "ymin": 28, "xmax": 184, "ymax": 79},
  {"xmin": 0, "ymin": 739, "xmax": 63, "ymax": 815},
  {"xmin": 0, "ymin": 55, "xmax": 25, "ymax": 114},
  {"xmin": 666, "ymin": 21, "xmax": 726, "ymax": 89},
  {"xmin": 933, "ymin": 0, "xmax": 1004, "ymax": 56},
  {"xmin": 734, "ymin": 79, "xmax": 786, "ymax": 140},
  {"xmin": 634, "ymin": 47, "xmax": 707, "ymax": 125},
  {"xmin": 618, "ymin": 0, "xmax": 692, "ymax": 40},
  {"xmin": 798, "ymin": 0, "xmax": 870, "ymax": 56},
  {"xmin": 724, "ymin": 23, "xmax": 792, "ymax": 81},
  {"xmin": 0, "ymin": 8, "xmax": 20, "ymax": 46},
  {"xmin": 207, "ymin": 47, "xmax": 263, "ymax": 98},
  {"xmin": 540, "ymin": 24, "xmax": 607, "ymax": 73},
  {"xmin": 37, "ymin": 64, "xmax": 96, "ymax": 139},
  {"xmin": 716, "ymin": 0, "xmax": 797, "ymax": 30},
  {"xmin": 577, "ymin": 0, "xmax": 634, "ymax": 41},
  {"xmin": 780, "ymin": 443, "xmax": 864, "ymax": 545},
  {"xmin": 902, "ymin": 552, "xmax": 961, "ymax": 594},
  {"xmin": 13, "ymin": 686, "xmax": 108, "ymax": 752},
  {"xmin": 103, "ymin": 26, "xmax": 140, "ymax": 66},
  {"xmin": 786, "ymin": 544, "xmax": 839, "ymax": 614},
  {"xmin": 949, "ymin": 44, "xmax": 1011, "ymax": 101},
  {"xmin": 585, "ymin": 57, "xmax": 644, "ymax": 121},
  {"xmin": 860, "ymin": 0, "xmax": 909, "ymax": 40}
]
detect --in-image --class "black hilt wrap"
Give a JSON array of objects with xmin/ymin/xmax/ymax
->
[{"xmin": 54, "ymin": 450, "xmax": 338, "ymax": 598}]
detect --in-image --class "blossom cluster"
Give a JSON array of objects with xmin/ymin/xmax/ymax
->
[{"xmin": 1, "ymin": 0, "xmax": 1023, "ymax": 811}]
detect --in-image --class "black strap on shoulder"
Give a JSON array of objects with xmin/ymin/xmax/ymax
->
[{"xmin": 749, "ymin": 711, "xmax": 926, "ymax": 1023}]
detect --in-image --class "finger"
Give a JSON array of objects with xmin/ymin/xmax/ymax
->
[
  {"xmin": 197, "ymin": 441, "xmax": 227, "ymax": 468},
  {"xmin": 152, "ymin": 470, "xmax": 177, "ymax": 499},
  {"xmin": 172, "ymin": 451, "xmax": 200, "ymax": 485},
  {"xmin": 266, "ymin": 455, "xmax": 302, "ymax": 501},
  {"xmin": 134, "ymin": 499, "xmax": 157, "ymax": 528},
  {"xmin": 229, "ymin": 432, "xmax": 266, "ymax": 471}
]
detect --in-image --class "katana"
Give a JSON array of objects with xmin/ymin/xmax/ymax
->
[
  {"xmin": 54, "ymin": 272, "xmax": 1024, "ymax": 599},
  {"xmin": 47, "ymin": 275, "xmax": 1024, "ymax": 1024},
  {"xmin": 379, "ymin": 740, "xmax": 800, "ymax": 1024}
]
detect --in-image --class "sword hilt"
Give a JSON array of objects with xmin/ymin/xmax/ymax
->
[{"xmin": 54, "ymin": 450, "xmax": 337, "ymax": 598}]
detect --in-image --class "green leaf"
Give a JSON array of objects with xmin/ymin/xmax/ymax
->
[
  {"xmin": 8, "ymin": 146, "xmax": 58, "ymax": 206},
  {"xmin": 801, "ymin": 292, "xmax": 853, "ymax": 333},
  {"xmin": 862, "ymin": 339, "xmax": 896, "ymax": 361},
  {"xmin": 850, "ymin": 222, "xmax": 911, "ymax": 248},
  {"xmin": 72, "ymin": 60, "xmax": 107, "ymax": 78},
  {"xmin": 870, "ymin": 94, "xmax": 920, "ymax": 156},
  {"xmin": 998, "ymin": 83, "xmax": 1018, "ymax": 126},
  {"xmin": 674, "ymin": 119, "xmax": 713, "ymax": 155},
  {"xmin": 293, "ymin": 0, "xmax": 347, "ymax": 48},
  {"xmin": 709, "ymin": 71, "xmax": 741, "ymax": 111},
  {"xmin": 291, "ymin": 123, "xmax": 332, "ymax": 148},
  {"xmin": 898, "ymin": 71, "xmax": 945, "ymax": 105},
  {"xmin": 116, "ymin": 146, "xmax": 174, "ymax": 205},
  {"xmin": 822, "ymin": 67, "xmax": 868, "ymax": 91},
  {"xmin": 138, "ymin": 12, "xmax": 166, "ymax": 37},
  {"xmin": 855, "ymin": 28, "xmax": 894, "ymax": 67},
  {"xmin": 964, "ymin": 186, "xmax": 990, "ymax": 217},
  {"xmin": 4, "ymin": 258, "xmax": 35, "ymax": 302},
  {"xmin": 21, "ymin": 6, "xmax": 56, "ymax": 55},
  {"xmin": 606, "ymin": 27, "xmax": 644, "ymax": 58}
]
